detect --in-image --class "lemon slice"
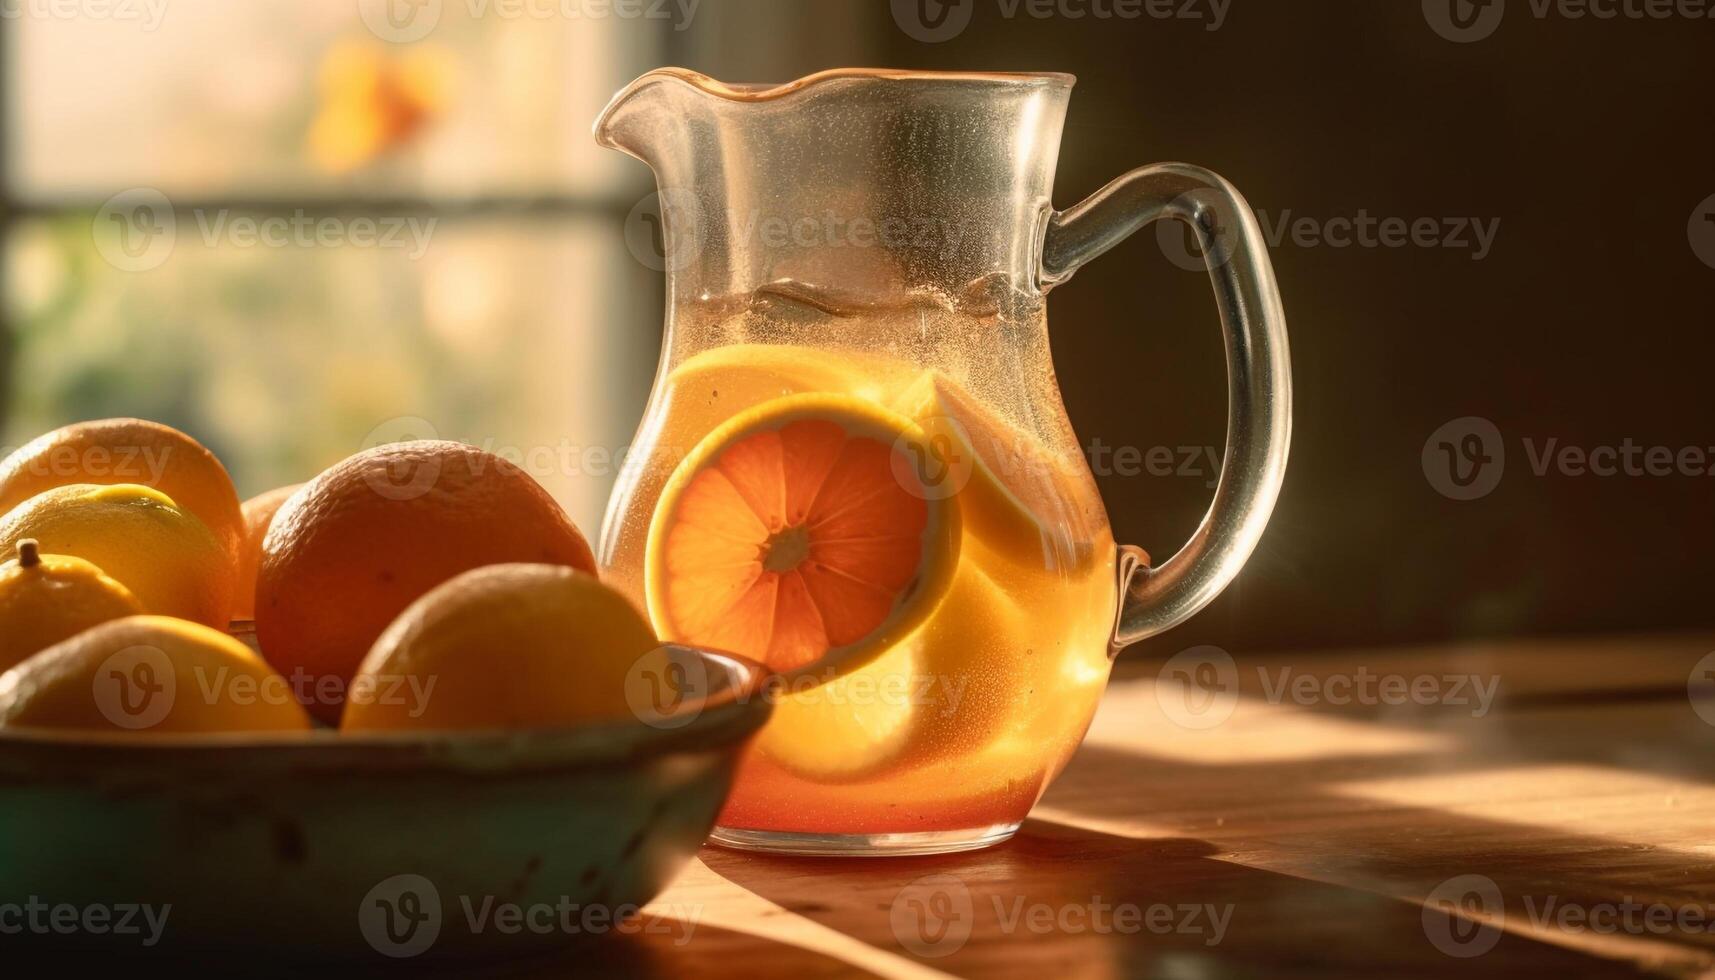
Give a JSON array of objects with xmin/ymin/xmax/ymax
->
[
  {"xmin": 664, "ymin": 343, "xmax": 915, "ymax": 427},
  {"xmin": 756, "ymin": 557, "xmax": 1027, "ymax": 780},
  {"xmin": 889, "ymin": 371, "xmax": 1095, "ymax": 575}
]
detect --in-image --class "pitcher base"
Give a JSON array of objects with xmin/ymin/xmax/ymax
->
[{"xmin": 707, "ymin": 821, "xmax": 1022, "ymax": 857}]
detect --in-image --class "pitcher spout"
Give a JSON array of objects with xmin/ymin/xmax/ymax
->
[
  {"xmin": 594, "ymin": 68, "xmax": 1077, "ymax": 306},
  {"xmin": 592, "ymin": 68, "xmax": 706, "ymax": 165}
]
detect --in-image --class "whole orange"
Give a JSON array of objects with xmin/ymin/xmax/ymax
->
[
  {"xmin": 0, "ymin": 615, "xmax": 312, "ymax": 735},
  {"xmin": 255, "ymin": 441, "xmax": 596, "ymax": 723},
  {"xmin": 0, "ymin": 419, "xmax": 244, "ymax": 579},
  {"xmin": 341, "ymin": 564, "xmax": 659, "ymax": 734},
  {"xmin": 232, "ymin": 484, "xmax": 301, "ymax": 622}
]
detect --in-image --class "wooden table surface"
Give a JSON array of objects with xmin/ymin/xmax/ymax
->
[{"xmin": 520, "ymin": 633, "xmax": 1715, "ymax": 978}]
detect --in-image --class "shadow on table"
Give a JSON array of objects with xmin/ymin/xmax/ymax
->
[
  {"xmin": 464, "ymin": 921, "xmax": 883, "ymax": 979},
  {"xmin": 1044, "ymin": 743, "xmax": 1715, "ymax": 972},
  {"xmin": 701, "ymin": 818, "xmax": 1649, "ymax": 979},
  {"xmin": 6, "ymin": 920, "xmax": 873, "ymax": 979}
]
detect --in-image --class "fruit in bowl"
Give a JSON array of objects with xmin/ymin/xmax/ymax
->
[
  {"xmin": 0, "ymin": 615, "xmax": 312, "ymax": 734},
  {"xmin": 343, "ymin": 563, "xmax": 662, "ymax": 733},
  {"xmin": 0, "ymin": 483, "xmax": 237, "ymax": 627},
  {"xmin": 256, "ymin": 441, "xmax": 598, "ymax": 724},
  {"xmin": 0, "ymin": 644, "xmax": 767, "ymax": 960},
  {"xmin": 232, "ymin": 484, "xmax": 301, "ymax": 622},
  {"xmin": 0, "ymin": 539, "xmax": 143, "ymax": 673},
  {"xmin": 0, "ymin": 417, "xmax": 770, "ymax": 960},
  {"xmin": 0, "ymin": 418, "xmax": 245, "ymax": 578}
]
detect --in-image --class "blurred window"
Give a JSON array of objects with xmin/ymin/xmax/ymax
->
[{"xmin": 2, "ymin": 3, "xmax": 664, "ymax": 531}]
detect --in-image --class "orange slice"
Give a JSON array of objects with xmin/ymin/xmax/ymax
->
[
  {"xmin": 645, "ymin": 393, "xmax": 960, "ymax": 679},
  {"xmin": 664, "ymin": 343, "xmax": 916, "ymax": 420},
  {"xmin": 890, "ymin": 371, "xmax": 1098, "ymax": 575},
  {"xmin": 755, "ymin": 557, "xmax": 1024, "ymax": 780}
]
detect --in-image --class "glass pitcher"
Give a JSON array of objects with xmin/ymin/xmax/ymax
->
[{"xmin": 596, "ymin": 68, "xmax": 1290, "ymax": 856}]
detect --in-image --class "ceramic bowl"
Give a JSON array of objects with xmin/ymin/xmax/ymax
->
[{"xmin": 0, "ymin": 645, "xmax": 768, "ymax": 962}]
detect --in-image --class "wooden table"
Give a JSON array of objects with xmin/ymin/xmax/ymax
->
[{"xmin": 535, "ymin": 634, "xmax": 1715, "ymax": 978}]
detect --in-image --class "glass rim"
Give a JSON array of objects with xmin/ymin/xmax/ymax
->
[{"xmin": 616, "ymin": 66, "xmax": 1077, "ymax": 104}]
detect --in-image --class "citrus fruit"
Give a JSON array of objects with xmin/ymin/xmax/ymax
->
[
  {"xmin": 0, "ymin": 484, "xmax": 235, "ymax": 628},
  {"xmin": 599, "ymin": 344, "xmax": 915, "ymax": 611},
  {"xmin": 645, "ymin": 392, "xmax": 960, "ymax": 678},
  {"xmin": 0, "ymin": 615, "xmax": 312, "ymax": 735},
  {"xmin": 341, "ymin": 564, "xmax": 658, "ymax": 733},
  {"xmin": 255, "ymin": 441, "xmax": 597, "ymax": 723},
  {"xmin": 664, "ymin": 343, "xmax": 916, "ymax": 425},
  {"xmin": 232, "ymin": 485, "xmax": 301, "ymax": 622},
  {"xmin": 0, "ymin": 539, "xmax": 144, "ymax": 673},
  {"xmin": 754, "ymin": 558, "xmax": 1024, "ymax": 780},
  {"xmin": 0, "ymin": 419, "xmax": 245, "ymax": 577},
  {"xmin": 890, "ymin": 371, "xmax": 1097, "ymax": 574},
  {"xmin": 625, "ymin": 343, "xmax": 916, "ymax": 535}
]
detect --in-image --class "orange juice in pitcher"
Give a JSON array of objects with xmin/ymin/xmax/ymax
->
[{"xmin": 596, "ymin": 69, "xmax": 1291, "ymax": 855}]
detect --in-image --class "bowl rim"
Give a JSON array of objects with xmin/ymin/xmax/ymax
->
[{"xmin": 0, "ymin": 646, "xmax": 772, "ymax": 779}]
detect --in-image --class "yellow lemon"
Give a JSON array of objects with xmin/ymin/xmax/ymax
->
[
  {"xmin": 0, "ymin": 539, "xmax": 144, "ymax": 673},
  {"xmin": 0, "ymin": 418, "xmax": 245, "ymax": 580},
  {"xmin": 0, "ymin": 615, "xmax": 312, "ymax": 734},
  {"xmin": 0, "ymin": 485, "xmax": 235, "ymax": 628},
  {"xmin": 341, "ymin": 564, "xmax": 660, "ymax": 733}
]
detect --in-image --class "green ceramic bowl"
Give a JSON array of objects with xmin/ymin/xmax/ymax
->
[{"xmin": 0, "ymin": 645, "xmax": 768, "ymax": 962}]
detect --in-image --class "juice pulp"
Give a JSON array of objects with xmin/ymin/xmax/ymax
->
[{"xmin": 601, "ymin": 290, "xmax": 1118, "ymax": 834}]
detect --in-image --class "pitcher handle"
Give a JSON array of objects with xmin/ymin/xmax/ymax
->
[{"xmin": 1040, "ymin": 162, "xmax": 1292, "ymax": 651}]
